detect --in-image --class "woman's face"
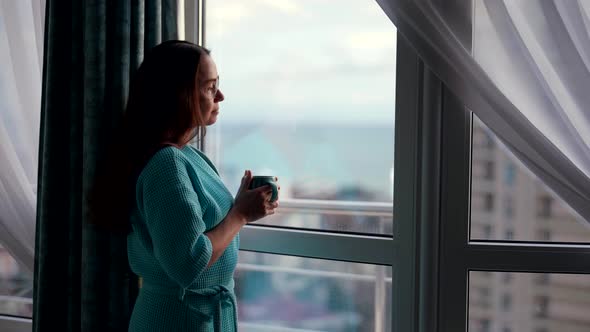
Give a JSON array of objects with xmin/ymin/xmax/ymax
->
[{"xmin": 197, "ymin": 54, "xmax": 224, "ymax": 126}]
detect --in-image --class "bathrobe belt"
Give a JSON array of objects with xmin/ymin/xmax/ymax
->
[{"xmin": 143, "ymin": 282, "xmax": 238, "ymax": 332}]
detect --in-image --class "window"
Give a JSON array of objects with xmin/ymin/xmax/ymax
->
[
  {"xmin": 203, "ymin": 0, "xmax": 395, "ymax": 236},
  {"xmin": 483, "ymin": 225, "xmax": 493, "ymax": 239},
  {"xmin": 472, "ymin": 124, "xmax": 495, "ymax": 150},
  {"xmin": 469, "ymin": 272, "xmax": 590, "ymax": 331},
  {"xmin": 500, "ymin": 293, "xmax": 511, "ymax": 311},
  {"xmin": 533, "ymin": 295, "xmax": 549, "ymax": 319},
  {"xmin": 192, "ymin": 1, "xmax": 590, "ymax": 332},
  {"xmin": 504, "ymin": 162, "xmax": 516, "ymax": 186},
  {"xmin": 469, "ymin": 285, "xmax": 491, "ymax": 309},
  {"xmin": 535, "ymin": 274, "xmax": 550, "ymax": 285},
  {"xmin": 478, "ymin": 319, "xmax": 491, "ymax": 332},
  {"xmin": 470, "ymin": 117, "xmax": 590, "ymax": 242},
  {"xmin": 0, "ymin": 1, "xmax": 41, "ymax": 322},
  {"xmin": 200, "ymin": 0, "xmax": 399, "ymax": 331},
  {"xmin": 483, "ymin": 161, "xmax": 494, "ymax": 181},
  {"xmin": 440, "ymin": 3, "xmax": 590, "ymax": 332},
  {"xmin": 536, "ymin": 196, "xmax": 553, "ymax": 219},
  {"xmin": 0, "ymin": 244, "xmax": 33, "ymax": 317},
  {"xmin": 472, "ymin": 192, "xmax": 494, "ymax": 213},
  {"xmin": 235, "ymin": 251, "xmax": 391, "ymax": 331},
  {"xmin": 503, "ymin": 196, "xmax": 514, "ymax": 219},
  {"xmin": 504, "ymin": 229, "xmax": 514, "ymax": 240},
  {"xmin": 472, "ymin": 160, "xmax": 494, "ymax": 181},
  {"xmin": 538, "ymin": 229, "xmax": 551, "ymax": 241}
]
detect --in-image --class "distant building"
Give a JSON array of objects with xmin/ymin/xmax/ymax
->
[{"xmin": 469, "ymin": 120, "xmax": 590, "ymax": 332}]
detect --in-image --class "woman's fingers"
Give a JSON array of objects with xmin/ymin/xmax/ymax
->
[
  {"xmin": 236, "ymin": 170, "xmax": 251, "ymax": 194},
  {"xmin": 265, "ymin": 197, "xmax": 278, "ymax": 206},
  {"xmin": 264, "ymin": 199, "xmax": 279, "ymax": 216},
  {"xmin": 252, "ymin": 185, "xmax": 274, "ymax": 201},
  {"xmin": 244, "ymin": 183, "xmax": 278, "ymax": 217},
  {"xmin": 252, "ymin": 184, "xmax": 272, "ymax": 192},
  {"xmin": 236, "ymin": 175, "xmax": 245, "ymax": 193}
]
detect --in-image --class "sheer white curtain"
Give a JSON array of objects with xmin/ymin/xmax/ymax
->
[
  {"xmin": 377, "ymin": 0, "xmax": 590, "ymax": 223},
  {"xmin": 0, "ymin": 0, "xmax": 45, "ymax": 275}
]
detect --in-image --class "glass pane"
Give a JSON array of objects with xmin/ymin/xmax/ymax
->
[
  {"xmin": 469, "ymin": 271, "xmax": 590, "ymax": 332},
  {"xmin": 204, "ymin": 0, "xmax": 396, "ymax": 234},
  {"xmin": 0, "ymin": 1, "xmax": 39, "ymax": 321},
  {"xmin": 470, "ymin": 116, "xmax": 590, "ymax": 242},
  {"xmin": 236, "ymin": 251, "xmax": 392, "ymax": 332},
  {"xmin": 0, "ymin": 244, "xmax": 33, "ymax": 317}
]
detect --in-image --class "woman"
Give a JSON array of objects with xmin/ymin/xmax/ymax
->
[{"xmin": 90, "ymin": 40, "xmax": 279, "ymax": 331}]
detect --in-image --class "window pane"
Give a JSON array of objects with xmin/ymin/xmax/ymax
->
[
  {"xmin": 470, "ymin": 116, "xmax": 590, "ymax": 242},
  {"xmin": 204, "ymin": 0, "xmax": 396, "ymax": 234},
  {"xmin": 0, "ymin": 244, "xmax": 33, "ymax": 318},
  {"xmin": 236, "ymin": 251, "xmax": 392, "ymax": 331},
  {"xmin": 469, "ymin": 272, "xmax": 590, "ymax": 332}
]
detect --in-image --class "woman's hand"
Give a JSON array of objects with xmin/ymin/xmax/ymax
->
[
  {"xmin": 206, "ymin": 171, "xmax": 280, "ymax": 267},
  {"xmin": 229, "ymin": 170, "xmax": 280, "ymax": 224}
]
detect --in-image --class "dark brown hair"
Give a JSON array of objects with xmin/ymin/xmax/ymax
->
[{"xmin": 88, "ymin": 40, "xmax": 211, "ymax": 233}]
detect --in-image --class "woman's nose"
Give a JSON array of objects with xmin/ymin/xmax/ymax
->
[{"xmin": 215, "ymin": 89, "xmax": 224, "ymax": 102}]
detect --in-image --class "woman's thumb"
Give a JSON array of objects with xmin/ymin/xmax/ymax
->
[{"xmin": 237, "ymin": 170, "xmax": 251, "ymax": 193}]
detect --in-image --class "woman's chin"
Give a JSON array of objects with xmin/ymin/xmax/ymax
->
[{"xmin": 206, "ymin": 113, "xmax": 219, "ymax": 126}]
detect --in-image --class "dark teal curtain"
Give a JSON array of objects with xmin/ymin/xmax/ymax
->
[{"xmin": 34, "ymin": 1, "xmax": 178, "ymax": 331}]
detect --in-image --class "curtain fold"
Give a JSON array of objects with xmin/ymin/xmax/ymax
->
[
  {"xmin": 162, "ymin": 0, "xmax": 178, "ymax": 41},
  {"xmin": 376, "ymin": 0, "xmax": 590, "ymax": 223},
  {"xmin": 0, "ymin": 0, "xmax": 44, "ymax": 276},
  {"xmin": 33, "ymin": 1, "xmax": 179, "ymax": 330}
]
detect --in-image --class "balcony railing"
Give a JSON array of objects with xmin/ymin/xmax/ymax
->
[{"xmin": 239, "ymin": 198, "xmax": 393, "ymax": 332}]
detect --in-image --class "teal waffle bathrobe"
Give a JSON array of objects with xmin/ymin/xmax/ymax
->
[{"xmin": 127, "ymin": 145, "xmax": 239, "ymax": 331}]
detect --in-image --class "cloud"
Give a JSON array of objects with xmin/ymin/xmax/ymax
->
[
  {"xmin": 208, "ymin": 2, "xmax": 252, "ymax": 38},
  {"xmin": 209, "ymin": 2, "xmax": 251, "ymax": 22},
  {"xmin": 255, "ymin": 0, "xmax": 302, "ymax": 14},
  {"xmin": 343, "ymin": 30, "xmax": 396, "ymax": 51},
  {"xmin": 206, "ymin": 0, "xmax": 397, "ymax": 125}
]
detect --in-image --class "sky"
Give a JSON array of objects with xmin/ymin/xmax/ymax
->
[{"xmin": 205, "ymin": 0, "xmax": 397, "ymax": 126}]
